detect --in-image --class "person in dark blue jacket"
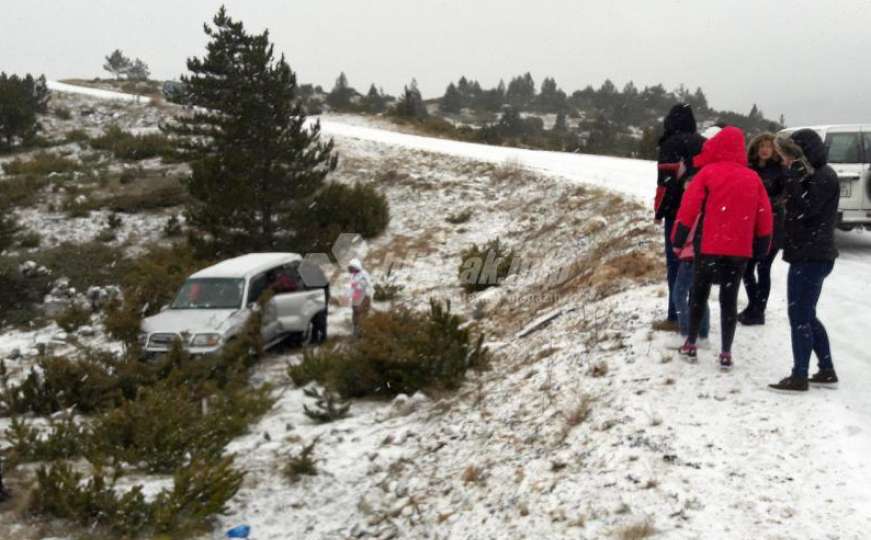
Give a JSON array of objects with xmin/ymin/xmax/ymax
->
[{"xmin": 769, "ymin": 129, "xmax": 840, "ymax": 392}]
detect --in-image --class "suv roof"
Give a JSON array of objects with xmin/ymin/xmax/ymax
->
[
  {"xmin": 190, "ymin": 253, "xmax": 302, "ymax": 280},
  {"xmin": 782, "ymin": 124, "xmax": 871, "ymax": 133}
]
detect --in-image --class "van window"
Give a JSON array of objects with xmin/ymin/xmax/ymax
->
[
  {"xmin": 863, "ymin": 132, "xmax": 871, "ymax": 163},
  {"xmin": 826, "ymin": 132, "xmax": 861, "ymax": 164},
  {"xmin": 247, "ymin": 273, "xmax": 269, "ymax": 305}
]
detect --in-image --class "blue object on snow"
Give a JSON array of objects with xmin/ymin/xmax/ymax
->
[{"xmin": 227, "ymin": 525, "xmax": 251, "ymax": 538}]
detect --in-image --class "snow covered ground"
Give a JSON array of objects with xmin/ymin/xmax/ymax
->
[{"xmin": 6, "ymin": 82, "xmax": 868, "ymax": 539}]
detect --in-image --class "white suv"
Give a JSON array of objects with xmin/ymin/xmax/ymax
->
[
  {"xmin": 780, "ymin": 125, "xmax": 871, "ymax": 230},
  {"xmin": 140, "ymin": 253, "xmax": 329, "ymax": 355}
]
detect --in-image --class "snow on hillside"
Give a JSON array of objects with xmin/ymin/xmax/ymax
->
[{"xmin": 8, "ymin": 82, "xmax": 869, "ymax": 539}]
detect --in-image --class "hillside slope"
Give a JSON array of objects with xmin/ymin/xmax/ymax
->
[{"xmin": 5, "ymin": 82, "xmax": 868, "ymax": 539}]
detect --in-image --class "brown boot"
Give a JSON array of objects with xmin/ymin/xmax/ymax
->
[{"xmin": 652, "ymin": 319, "xmax": 679, "ymax": 332}]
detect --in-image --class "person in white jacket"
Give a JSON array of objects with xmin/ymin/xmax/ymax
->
[{"xmin": 347, "ymin": 258, "xmax": 372, "ymax": 337}]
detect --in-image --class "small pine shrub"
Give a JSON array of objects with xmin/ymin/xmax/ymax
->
[
  {"xmin": 102, "ymin": 181, "xmax": 189, "ymax": 213},
  {"xmin": 294, "ymin": 182, "xmax": 390, "ymax": 252},
  {"xmin": 96, "ymin": 228, "xmax": 117, "ymax": 243},
  {"xmin": 17, "ymin": 229, "xmax": 42, "ymax": 248},
  {"xmin": 446, "ymin": 208, "xmax": 473, "ymax": 224},
  {"xmin": 0, "ymin": 256, "xmax": 52, "ymax": 327},
  {"xmin": 32, "ymin": 241, "xmax": 133, "ymax": 291},
  {"xmin": 163, "ymin": 214, "xmax": 182, "ymax": 237},
  {"xmin": 373, "ymin": 266, "xmax": 403, "ymax": 302},
  {"xmin": 302, "ymin": 386, "xmax": 350, "ymax": 423},
  {"xmin": 106, "ymin": 212, "xmax": 123, "ymax": 230},
  {"xmin": 64, "ymin": 129, "xmax": 91, "ymax": 144},
  {"xmin": 28, "ymin": 462, "xmax": 152, "ymax": 538},
  {"xmin": 295, "ymin": 300, "xmax": 488, "ymax": 398},
  {"xmin": 28, "ymin": 457, "xmax": 243, "ymax": 538},
  {"xmin": 458, "ymin": 239, "xmax": 514, "ymax": 293},
  {"xmin": 288, "ymin": 349, "xmax": 335, "ymax": 388},
  {"xmin": 0, "ymin": 214, "xmax": 21, "ymax": 253},
  {"xmin": 2, "ymin": 152, "xmax": 81, "ymax": 176},
  {"xmin": 0, "ymin": 174, "xmax": 49, "ymax": 210},
  {"xmin": 92, "ymin": 382, "xmax": 272, "ymax": 473},
  {"xmin": 53, "ymin": 106, "xmax": 72, "ymax": 120},
  {"xmin": 284, "ymin": 440, "xmax": 318, "ymax": 482},
  {"xmin": 0, "ymin": 356, "xmax": 122, "ymax": 416},
  {"xmin": 4, "ymin": 416, "xmax": 89, "ymax": 465},
  {"xmin": 151, "ymin": 457, "xmax": 245, "ymax": 535},
  {"xmin": 91, "ymin": 125, "xmax": 171, "ymax": 161},
  {"xmin": 55, "ymin": 303, "xmax": 91, "ymax": 332}
]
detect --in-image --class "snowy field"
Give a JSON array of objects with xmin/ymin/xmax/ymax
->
[{"xmin": 2, "ymin": 82, "xmax": 867, "ymax": 539}]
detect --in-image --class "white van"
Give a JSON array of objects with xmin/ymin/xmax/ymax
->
[
  {"xmin": 140, "ymin": 253, "xmax": 329, "ymax": 355},
  {"xmin": 779, "ymin": 125, "xmax": 871, "ymax": 230}
]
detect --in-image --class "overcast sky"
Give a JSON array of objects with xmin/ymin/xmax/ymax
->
[{"xmin": 3, "ymin": 0, "xmax": 870, "ymax": 126}]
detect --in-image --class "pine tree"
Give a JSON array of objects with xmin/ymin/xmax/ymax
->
[
  {"xmin": 506, "ymin": 72, "xmax": 536, "ymax": 108},
  {"xmin": 638, "ymin": 127, "xmax": 658, "ymax": 160},
  {"xmin": 440, "ymin": 82, "xmax": 463, "ymax": 114},
  {"xmin": 692, "ymin": 87, "xmax": 708, "ymax": 112},
  {"xmin": 163, "ymin": 7, "xmax": 338, "ymax": 254},
  {"xmin": 103, "ymin": 49, "xmax": 132, "ymax": 80},
  {"xmin": 327, "ymin": 72, "xmax": 355, "ymax": 111},
  {"xmin": 362, "ymin": 84, "xmax": 386, "ymax": 113},
  {"xmin": 394, "ymin": 79, "xmax": 428, "ymax": 120},
  {"xmin": 127, "ymin": 58, "xmax": 150, "ymax": 82},
  {"xmin": 0, "ymin": 213, "xmax": 20, "ymax": 253},
  {"xmin": 0, "ymin": 72, "xmax": 49, "ymax": 149},
  {"xmin": 553, "ymin": 111, "xmax": 568, "ymax": 132}
]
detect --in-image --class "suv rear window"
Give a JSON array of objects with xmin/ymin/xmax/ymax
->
[{"xmin": 826, "ymin": 132, "xmax": 861, "ymax": 164}]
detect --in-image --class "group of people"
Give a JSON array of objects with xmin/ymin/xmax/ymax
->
[{"xmin": 654, "ymin": 104, "xmax": 840, "ymax": 392}]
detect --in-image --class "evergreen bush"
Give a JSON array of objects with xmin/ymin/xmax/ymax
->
[
  {"xmin": 458, "ymin": 239, "xmax": 514, "ymax": 293},
  {"xmin": 290, "ymin": 300, "xmax": 488, "ymax": 398}
]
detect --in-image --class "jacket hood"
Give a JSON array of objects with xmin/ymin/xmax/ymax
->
[
  {"xmin": 660, "ymin": 103, "xmax": 697, "ymax": 142},
  {"xmin": 693, "ymin": 126, "xmax": 748, "ymax": 168},
  {"xmin": 790, "ymin": 129, "xmax": 828, "ymax": 168}
]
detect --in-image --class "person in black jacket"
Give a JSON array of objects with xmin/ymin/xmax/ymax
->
[
  {"xmin": 769, "ymin": 129, "xmax": 840, "ymax": 392},
  {"xmin": 653, "ymin": 104, "xmax": 705, "ymax": 331},
  {"xmin": 739, "ymin": 133, "xmax": 787, "ymax": 326}
]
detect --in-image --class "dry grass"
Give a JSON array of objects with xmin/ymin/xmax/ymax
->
[
  {"xmin": 587, "ymin": 360, "xmax": 609, "ymax": 378},
  {"xmin": 462, "ymin": 465, "xmax": 484, "ymax": 484},
  {"xmin": 558, "ymin": 394, "xmax": 594, "ymax": 443},
  {"xmin": 616, "ymin": 519, "xmax": 656, "ymax": 540}
]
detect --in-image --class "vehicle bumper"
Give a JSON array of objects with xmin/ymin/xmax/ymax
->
[
  {"xmin": 142, "ymin": 343, "xmax": 224, "ymax": 356},
  {"xmin": 838, "ymin": 210, "xmax": 871, "ymax": 225}
]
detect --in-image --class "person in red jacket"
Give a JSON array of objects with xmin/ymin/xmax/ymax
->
[{"xmin": 671, "ymin": 126, "xmax": 773, "ymax": 369}]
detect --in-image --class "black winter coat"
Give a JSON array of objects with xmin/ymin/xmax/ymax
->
[
  {"xmin": 655, "ymin": 131, "xmax": 706, "ymax": 221},
  {"xmin": 752, "ymin": 161, "xmax": 787, "ymax": 252},
  {"xmin": 654, "ymin": 104, "xmax": 705, "ymax": 222},
  {"xmin": 782, "ymin": 131, "xmax": 840, "ymax": 264}
]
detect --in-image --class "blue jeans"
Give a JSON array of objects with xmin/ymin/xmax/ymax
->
[
  {"xmin": 674, "ymin": 261, "xmax": 709, "ymax": 338},
  {"xmin": 787, "ymin": 261, "xmax": 834, "ymax": 378},
  {"xmin": 664, "ymin": 218, "xmax": 679, "ymax": 321}
]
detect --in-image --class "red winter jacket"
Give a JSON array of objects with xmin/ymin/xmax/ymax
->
[{"xmin": 672, "ymin": 127, "xmax": 773, "ymax": 259}]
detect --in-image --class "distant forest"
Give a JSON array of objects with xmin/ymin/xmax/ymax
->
[{"xmin": 302, "ymin": 72, "xmax": 784, "ymax": 159}]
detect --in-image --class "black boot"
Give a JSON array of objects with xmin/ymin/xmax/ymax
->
[
  {"xmin": 769, "ymin": 376, "xmax": 809, "ymax": 393},
  {"xmin": 809, "ymin": 369, "xmax": 838, "ymax": 386},
  {"xmin": 738, "ymin": 305, "xmax": 764, "ymax": 326}
]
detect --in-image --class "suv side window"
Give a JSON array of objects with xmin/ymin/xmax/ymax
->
[
  {"xmin": 826, "ymin": 132, "xmax": 862, "ymax": 164},
  {"xmin": 247, "ymin": 273, "xmax": 268, "ymax": 305},
  {"xmin": 863, "ymin": 132, "xmax": 871, "ymax": 163}
]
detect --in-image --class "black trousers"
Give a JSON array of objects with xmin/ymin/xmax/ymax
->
[
  {"xmin": 689, "ymin": 255, "xmax": 748, "ymax": 353},
  {"xmin": 742, "ymin": 248, "xmax": 779, "ymax": 315}
]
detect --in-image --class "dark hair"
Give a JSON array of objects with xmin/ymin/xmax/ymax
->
[{"xmin": 747, "ymin": 132, "xmax": 781, "ymax": 166}]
